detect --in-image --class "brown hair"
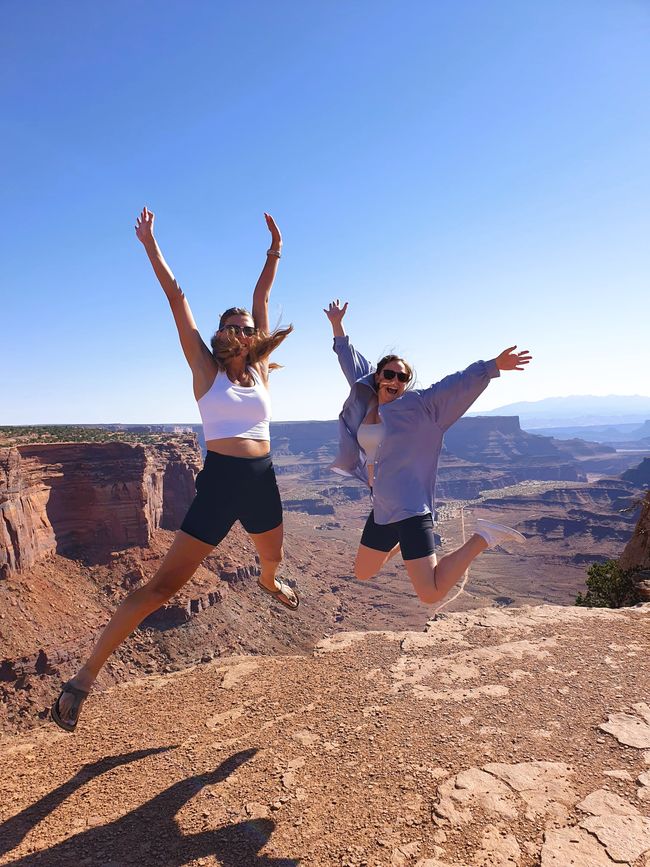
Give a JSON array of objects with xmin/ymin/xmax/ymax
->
[
  {"xmin": 376, "ymin": 354, "xmax": 414, "ymax": 388},
  {"xmin": 210, "ymin": 307, "xmax": 293, "ymax": 371}
]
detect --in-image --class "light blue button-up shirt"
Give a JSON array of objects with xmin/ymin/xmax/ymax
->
[{"xmin": 330, "ymin": 335, "xmax": 500, "ymax": 525}]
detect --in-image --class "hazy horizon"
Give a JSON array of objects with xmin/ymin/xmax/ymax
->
[{"xmin": 4, "ymin": 391, "xmax": 650, "ymax": 428}]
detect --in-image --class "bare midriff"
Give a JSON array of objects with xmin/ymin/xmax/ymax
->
[
  {"xmin": 206, "ymin": 436, "xmax": 271, "ymax": 458},
  {"xmin": 367, "ymin": 464, "xmax": 375, "ymax": 488}
]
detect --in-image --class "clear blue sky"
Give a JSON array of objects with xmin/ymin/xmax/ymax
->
[{"xmin": 3, "ymin": 1, "xmax": 649, "ymax": 424}]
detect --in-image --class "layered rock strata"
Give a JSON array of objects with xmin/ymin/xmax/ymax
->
[
  {"xmin": 0, "ymin": 447, "xmax": 57, "ymax": 579},
  {"xmin": 0, "ymin": 437, "xmax": 201, "ymax": 579}
]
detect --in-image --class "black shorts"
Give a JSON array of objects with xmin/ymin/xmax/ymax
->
[
  {"xmin": 180, "ymin": 451, "xmax": 282, "ymax": 546},
  {"xmin": 360, "ymin": 510, "xmax": 436, "ymax": 561}
]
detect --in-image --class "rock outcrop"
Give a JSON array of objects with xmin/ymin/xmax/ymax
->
[
  {"xmin": 0, "ymin": 447, "xmax": 57, "ymax": 579},
  {"xmin": 621, "ymin": 490, "xmax": 650, "ymax": 571},
  {"xmin": 623, "ymin": 457, "xmax": 650, "ymax": 488},
  {"xmin": 620, "ymin": 489, "xmax": 650, "ymax": 601},
  {"xmin": 0, "ymin": 437, "xmax": 202, "ymax": 579},
  {"xmin": 1, "ymin": 603, "xmax": 648, "ymax": 866}
]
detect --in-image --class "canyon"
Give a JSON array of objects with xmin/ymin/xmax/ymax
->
[
  {"xmin": 1, "ymin": 420, "xmax": 649, "ymax": 865},
  {"xmin": 1, "ymin": 417, "xmax": 649, "ymax": 738}
]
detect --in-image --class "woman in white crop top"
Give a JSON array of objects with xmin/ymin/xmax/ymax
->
[{"xmin": 52, "ymin": 207, "xmax": 297, "ymax": 732}]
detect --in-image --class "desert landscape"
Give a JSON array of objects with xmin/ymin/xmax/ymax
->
[
  {"xmin": 1, "ymin": 418, "xmax": 648, "ymax": 728},
  {"xmin": 1, "ymin": 419, "xmax": 649, "ymax": 865}
]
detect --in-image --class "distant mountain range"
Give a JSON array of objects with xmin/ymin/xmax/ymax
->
[
  {"xmin": 525, "ymin": 420, "xmax": 650, "ymax": 444},
  {"xmin": 471, "ymin": 395, "xmax": 650, "ymax": 429}
]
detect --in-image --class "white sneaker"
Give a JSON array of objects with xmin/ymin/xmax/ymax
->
[{"xmin": 475, "ymin": 519, "xmax": 526, "ymax": 548}]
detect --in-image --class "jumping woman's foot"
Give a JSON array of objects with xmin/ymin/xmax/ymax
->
[
  {"xmin": 475, "ymin": 519, "xmax": 526, "ymax": 548},
  {"xmin": 51, "ymin": 672, "xmax": 95, "ymax": 732},
  {"xmin": 257, "ymin": 576, "xmax": 300, "ymax": 610}
]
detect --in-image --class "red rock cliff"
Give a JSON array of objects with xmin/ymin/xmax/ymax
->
[
  {"xmin": 0, "ymin": 437, "xmax": 202, "ymax": 579},
  {"xmin": 0, "ymin": 447, "xmax": 57, "ymax": 578},
  {"xmin": 619, "ymin": 489, "xmax": 650, "ymax": 600}
]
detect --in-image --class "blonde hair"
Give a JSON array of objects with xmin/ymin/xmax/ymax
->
[{"xmin": 210, "ymin": 307, "xmax": 293, "ymax": 372}]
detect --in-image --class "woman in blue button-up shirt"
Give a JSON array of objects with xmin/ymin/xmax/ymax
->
[{"xmin": 324, "ymin": 300, "xmax": 532, "ymax": 606}]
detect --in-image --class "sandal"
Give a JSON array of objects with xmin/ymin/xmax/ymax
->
[
  {"xmin": 51, "ymin": 681, "xmax": 89, "ymax": 732},
  {"xmin": 257, "ymin": 577, "xmax": 300, "ymax": 611}
]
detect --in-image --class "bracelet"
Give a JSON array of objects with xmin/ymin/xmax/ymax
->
[{"xmin": 266, "ymin": 248, "xmax": 282, "ymax": 258}]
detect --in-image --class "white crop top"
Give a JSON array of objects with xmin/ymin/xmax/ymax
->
[
  {"xmin": 197, "ymin": 367, "xmax": 271, "ymax": 441},
  {"xmin": 357, "ymin": 421, "xmax": 384, "ymax": 464}
]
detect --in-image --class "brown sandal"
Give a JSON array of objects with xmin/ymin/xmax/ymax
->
[
  {"xmin": 51, "ymin": 681, "xmax": 89, "ymax": 732},
  {"xmin": 257, "ymin": 578, "xmax": 300, "ymax": 611}
]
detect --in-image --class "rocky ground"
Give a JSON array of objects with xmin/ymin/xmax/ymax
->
[{"xmin": 1, "ymin": 603, "xmax": 648, "ymax": 867}]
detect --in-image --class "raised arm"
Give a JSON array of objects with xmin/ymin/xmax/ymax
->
[
  {"xmin": 135, "ymin": 207, "xmax": 212, "ymax": 377},
  {"xmin": 251, "ymin": 213, "xmax": 282, "ymax": 335},
  {"xmin": 420, "ymin": 346, "xmax": 532, "ymax": 431},
  {"xmin": 324, "ymin": 300, "xmax": 373, "ymax": 387},
  {"xmin": 324, "ymin": 299, "xmax": 348, "ymax": 338}
]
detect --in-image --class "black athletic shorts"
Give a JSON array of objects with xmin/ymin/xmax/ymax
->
[
  {"xmin": 180, "ymin": 451, "xmax": 282, "ymax": 546},
  {"xmin": 360, "ymin": 510, "xmax": 436, "ymax": 561}
]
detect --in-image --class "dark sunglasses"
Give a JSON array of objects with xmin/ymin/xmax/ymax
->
[
  {"xmin": 220, "ymin": 324, "xmax": 257, "ymax": 337},
  {"xmin": 381, "ymin": 369, "xmax": 410, "ymax": 383}
]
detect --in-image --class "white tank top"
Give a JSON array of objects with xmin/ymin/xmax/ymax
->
[
  {"xmin": 357, "ymin": 421, "xmax": 384, "ymax": 464},
  {"xmin": 197, "ymin": 366, "xmax": 271, "ymax": 441}
]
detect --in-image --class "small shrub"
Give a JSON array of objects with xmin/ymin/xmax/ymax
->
[{"xmin": 575, "ymin": 560, "xmax": 641, "ymax": 609}]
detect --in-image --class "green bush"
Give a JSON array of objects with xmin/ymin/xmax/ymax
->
[{"xmin": 575, "ymin": 560, "xmax": 641, "ymax": 609}]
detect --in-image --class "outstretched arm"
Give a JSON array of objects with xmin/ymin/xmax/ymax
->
[
  {"xmin": 251, "ymin": 213, "xmax": 282, "ymax": 335},
  {"xmin": 324, "ymin": 299, "xmax": 373, "ymax": 386},
  {"xmin": 421, "ymin": 346, "xmax": 532, "ymax": 431},
  {"xmin": 135, "ymin": 207, "xmax": 211, "ymax": 372}
]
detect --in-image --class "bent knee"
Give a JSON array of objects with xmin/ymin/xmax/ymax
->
[
  {"xmin": 144, "ymin": 572, "xmax": 188, "ymax": 604},
  {"xmin": 144, "ymin": 583, "xmax": 178, "ymax": 606},
  {"xmin": 354, "ymin": 563, "xmax": 376, "ymax": 582},
  {"xmin": 415, "ymin": 587, "xmax": 442, "ymax": 605}
]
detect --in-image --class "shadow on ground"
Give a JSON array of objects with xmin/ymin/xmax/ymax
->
[{"xmin": 2, "ymin": 748, "xmax": 301, "ymax": 866}]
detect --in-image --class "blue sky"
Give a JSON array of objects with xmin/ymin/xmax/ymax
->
[{"xmin": 3, "ymin": 1, "xmax": 649, "ymax": 423}]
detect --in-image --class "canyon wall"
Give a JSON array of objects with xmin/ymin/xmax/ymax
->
[
  {"xmin": 0, "ymin": 437, "xmax": 202, "ymax": 579},
  {"xmin": 0, "ymin": 447, "xmax": 57, "ymax": 578},
  {"xmin": 620, "ymin": 490, "xmax": 650, "ymax": 571}
]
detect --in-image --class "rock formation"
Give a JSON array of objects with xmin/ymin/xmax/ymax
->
[
  {"xmin": 0, "ymin": 437, "xmax": 202, "ymax": 580},
  {"xmin": 622, "ymin": 457, "xmax": 650, "ymax": 488},
  {"xmin": 0, "ymin": 447, "xmax": 57, "ymax": 579},
  {"xmin": 620, "ymin": 489, "xmax": 650, "ymax": 601}
]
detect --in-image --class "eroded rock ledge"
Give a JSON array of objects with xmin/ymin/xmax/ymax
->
[{"xmin": 0, "ymin": 437, "xmax": 201, "ymax": 579}]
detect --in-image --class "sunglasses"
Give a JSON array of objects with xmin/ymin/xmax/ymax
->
[
  {"xmin": 381, "ymin": 369, "xmax": 410, "ymax": 383},
  {"xmin": 220, "ymin": 324, "xmax": 257, "ymax": 337}
]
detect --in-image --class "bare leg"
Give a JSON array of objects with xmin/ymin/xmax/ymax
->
[
  {"xmin": 386, "ymin": 542, "xmax": 401, "ymax": 562},
  {"xmin": 404, "ymin": 533, "xmax": 488, "ymax": 605},
  {"xmin": 354, "ymin": 544, "xmax": 398, "ymax": 581},
  {"xmin": 249, "ymin": 522, "xmax": 300, "ymax": 607},
  {"xmin": 57, "ymin": 530, "xmax": 214, "ymax": 721},
  {"xmin": 249, "ymin": 522, "xmax": 283, "ymax": 589}
]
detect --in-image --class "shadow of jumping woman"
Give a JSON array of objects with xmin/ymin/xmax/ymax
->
[
  {"xmin": 0, "ymin": 746, "xmax": 175, "ymax": 858},
  {"xmin": 3, "ymin": 748, "xmax": 301, "ymax": 867}
]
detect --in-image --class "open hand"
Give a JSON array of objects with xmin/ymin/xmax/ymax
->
[
  {"xmin": 496, "ymin": 346, "xmax": 533, "ymax": 371},
  {"xmin": 264, "ymin": 213, "xmax": 282, "ymax": 250},
  {"xmin": 135, "ymin": 207, "xmax": 155, "ymax": 245},
  {"xmin": 323, "ymin": 299, "xmax": 349, "ymax": 325}
]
